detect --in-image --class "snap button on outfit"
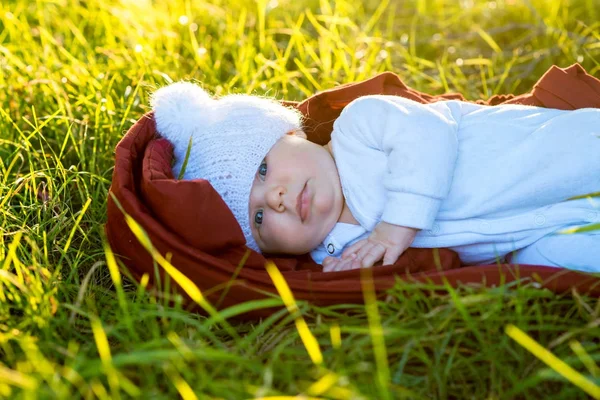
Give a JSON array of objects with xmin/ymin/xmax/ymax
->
[{"xmin": 327, "ymin": 243, "xmax": 335, "ymax": 254}]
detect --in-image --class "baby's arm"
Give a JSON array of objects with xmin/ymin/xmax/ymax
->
[
  {"xmin": 334, "ymin": 95, "xmax": 459, "ymax": 230},
  {"xmin": 331, "ymin": 96, "xmax": 459, "ymax": 268}
]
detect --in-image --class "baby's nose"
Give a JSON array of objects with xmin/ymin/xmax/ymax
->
[{"xmin": 266, "ymin": 185, "xmax": 286, "ymax": 211}]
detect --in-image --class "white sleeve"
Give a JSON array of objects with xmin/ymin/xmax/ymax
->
[{"xmin": 332, "ymin": 95, "xmax": 459, "ymax": 230}]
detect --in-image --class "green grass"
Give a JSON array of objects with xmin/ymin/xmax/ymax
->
[{"xmin": 1, "ymin": 0, "xmax": 600, "ymax": 398}]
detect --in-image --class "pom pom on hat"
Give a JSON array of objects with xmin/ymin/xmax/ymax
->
[
  {"xmin": 151, "ymin": 81, "xmax": 303, "ymax": 253},
  {"xmin": 151, "ymin": 82, "xmax": 216, "ymax": 153}
]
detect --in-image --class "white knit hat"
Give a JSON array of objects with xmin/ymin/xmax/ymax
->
[{"xmin": 151, "ymin": 81, "xmax": 303, "ymax": 253}]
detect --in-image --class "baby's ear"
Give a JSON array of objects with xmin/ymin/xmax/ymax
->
[{"xmin": 287, "ymin": 129, "xmax": 307, "ymax": 139}]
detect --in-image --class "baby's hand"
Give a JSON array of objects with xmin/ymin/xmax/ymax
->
[
  {"xmin": 322, "ymin": 254, "xmax": 361, "ymax": 272},
  {"xmin": 341, "ymin": 222, "xmax": 419, "ymax": 269}
]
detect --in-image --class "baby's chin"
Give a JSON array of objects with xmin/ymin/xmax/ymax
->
[
  {"xmin": 299, "ymin": 220, "xmax": 337, "ymax": 253},
  {"xmin": 257, "ymin": 216, "xmax": 338, "ymax": 256},
  {"xmin": 260, "ymin": 233, "xmax": 329, "ymax": 256}
]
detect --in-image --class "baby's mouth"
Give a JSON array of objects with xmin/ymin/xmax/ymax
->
[{"xmin": 296, "ymin": 181, "xmax": 308, "ymax": 222}]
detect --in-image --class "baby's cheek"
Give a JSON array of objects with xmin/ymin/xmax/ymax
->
[
  {"xmin": 274, "ymin": 223, "xmax": 315, "ymax": 253},
  {"xmin": 313, "ymin": 187, "xmax": 335, "ymax": 214}
]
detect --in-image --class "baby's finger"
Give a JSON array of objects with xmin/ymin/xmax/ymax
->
[
  {"xmin": 322, "ymin": 256, "xmax": 340, "ymax": 272},
  {"xmin": 354, "ymin": 241, "xmax": 378, "ymax": 263},
  {"xmin": 323, "ymin": 256, "xmax": 336, "ymax": 267},
  {"xmin": 335, "ymin": 257, "xmax": 362, "ymax": 272},
  {"xmin": 360, "ymin": 243, "xmax": 386, "ymax": 268},
  {"xmin": 331, "ymin": 257, "xmax": 351, "ymax": 272},
  {"xmin": 382, "ymin": 246, "xmax": 405, "ymax": 266},
  {"xmin": 341, "ymin": 240, "xmax": 367, "ymax": 259}
]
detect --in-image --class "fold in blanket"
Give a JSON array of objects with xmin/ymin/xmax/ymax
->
[{"xmin": 106, "ymin": 64, "xmax": 600, "ymax": 319}]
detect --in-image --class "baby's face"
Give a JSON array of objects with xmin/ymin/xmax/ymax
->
[{"xmin": 248, "ymin": 132, "xmax": 343, "ymax": 255}]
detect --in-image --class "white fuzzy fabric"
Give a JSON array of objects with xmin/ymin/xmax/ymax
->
[{"xmin": 151, "ymin": 81, "xmax": 302, "ymax": 252}]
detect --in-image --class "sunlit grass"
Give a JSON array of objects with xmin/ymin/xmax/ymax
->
[{"xmin": 1, "ymin": 0, "xmax": 600, "ymax": 398}]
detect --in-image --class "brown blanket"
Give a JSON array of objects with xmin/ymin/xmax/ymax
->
[{"xmin": 106, "ymin": 64, "xmax": 600, "ymax": 319}]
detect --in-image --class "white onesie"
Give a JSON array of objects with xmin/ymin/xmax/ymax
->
[{"xmin": 310, "ymin": 96, "xmax": 600, "ymax": 268}]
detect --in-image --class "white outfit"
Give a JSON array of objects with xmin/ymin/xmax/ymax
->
[{"xmin": 310, "ymin": 96, "xmax": 600, "ymax": 272}]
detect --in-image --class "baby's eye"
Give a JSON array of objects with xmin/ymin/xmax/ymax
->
[
  {"xmin": 254, "ymin": 210, "xmax": 264, "ymax": 226},
  {"xmin": 258, "ymin": 160, "xmax": 267, "ymax": 179}
]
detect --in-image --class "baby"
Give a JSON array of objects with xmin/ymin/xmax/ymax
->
[{"xmin": 152, "ymin": 82, "xmax": 600, "ymax": 273}]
